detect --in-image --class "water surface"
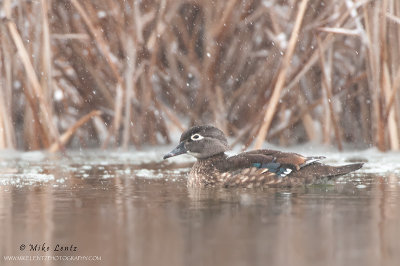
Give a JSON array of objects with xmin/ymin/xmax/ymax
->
[{"xmin": 0, "ymin": 149, "xmax": 399, "ymax": 266}]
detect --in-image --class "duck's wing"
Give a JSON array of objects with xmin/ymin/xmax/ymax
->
[
  {"xmin": 226, "ymin": 149, "xmax": 324, "ymax": 173},
  {"xmin": 223, "ymin": 150, "xmax": 325, "ymax": 188}
]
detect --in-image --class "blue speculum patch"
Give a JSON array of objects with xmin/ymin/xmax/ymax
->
[{"xmin": 252, "ymin": 162, "xmax": 290, "ymax": 177}]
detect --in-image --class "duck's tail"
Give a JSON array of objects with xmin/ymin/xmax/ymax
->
[
  {"xmin": 291, "ymin": 162, "xmax": 364, "ymax": 183},
  {"xmin": 316, "ymin": 162, "xmax": 364, "ymax": 178},
  {"xmin": 327, "ymin": 163, "xmax": 364, "ymax": 177}
]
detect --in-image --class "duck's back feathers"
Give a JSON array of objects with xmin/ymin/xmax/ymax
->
[{"xmin": 226, "ymin": 149, "xmax": 324, "ymax": 173}]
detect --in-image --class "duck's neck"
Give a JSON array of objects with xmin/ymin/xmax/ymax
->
[
  {"xmin": 188, "ymin": 153, "xmax": 227, "ymax": 187},
  {"xmin": 197, "ymin": 152, "xmax": 227, "ymax": 163}
]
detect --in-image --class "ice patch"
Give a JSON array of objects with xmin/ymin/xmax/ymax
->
[
  {"xmin": 0, "ymin": 173, "xmax": 54, "ymax": 186},
  {"xmin": 81, "ymin": 165, "xmax": 92, "ymax": 170},
  {"xmin": 101, "ymin": 174, "xmax": 114, "ymax": 179},
  {"xmin": 134, "ymin": 169, "xmax": 163, "ymax": 179},
  {"xmin": 20, "ymin": 151, "xmax": 47, "ymax": 162}
]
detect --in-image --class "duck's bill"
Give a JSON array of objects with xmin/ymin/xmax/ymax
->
[{"xmin": 163, "ymin": 142, "xmax": 187, "ymax": 159}]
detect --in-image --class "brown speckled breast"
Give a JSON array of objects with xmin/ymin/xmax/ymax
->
[{"xmin": 187, "ymin": 154, "xmax": 227, "ymax": 187}]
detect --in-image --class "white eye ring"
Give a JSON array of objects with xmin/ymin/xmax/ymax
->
[{"xmin": 191, "ymin": 134, "xmax": 204, "ymax": 141}]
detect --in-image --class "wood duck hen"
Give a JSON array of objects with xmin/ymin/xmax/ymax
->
[{"xmin": 163, "ymin": 125, "xmax": 363, "ymax": 188}]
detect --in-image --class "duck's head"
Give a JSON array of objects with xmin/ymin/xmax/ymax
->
[{"xmin": 163, "ymin": 125, "xmax": 228, "ymax": 160}]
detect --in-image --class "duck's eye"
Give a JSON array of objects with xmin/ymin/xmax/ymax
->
[{"xmin": 191, "ymin": 134, "xmax": 204, "ymax": 141}]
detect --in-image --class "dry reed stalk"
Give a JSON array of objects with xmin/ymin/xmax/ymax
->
[
  {"xmin": 113, "ymin": 83, "xmax": 124, "ymax": 144},
  {"xmin": 6, "ymin": 20, "xmax": 59, "ymax": 145},
  {"xmin": 316, "ymin": 27, "xmax": 361, "ymax": 36},
  {"xmin": 215, "ymin": 85, "xmax": 227, "ymax": 133},
  {"xmin": 254, "ymin": 0, "xmax": 309, "ymax": 149},
  {"xmin": 0, "ymin": 88, "xmax": 6, "ymax": 148},
  {"xmin": 51, "ymin": 33, "xmax": 90, "ymax": 40},
  {"xmin": 285, "ymin": 1, "xmax": 363, "ymax": 94},
  {"xmin": 70, "ymin": 0, "xmax": 122, "ymax": 84},
  {"xmin": 392, "ymin": 1, "xmax": 400, "ymax": 137},
  {"xmin": 321, "ymin": 68, "xmax": 331, "ymax": 144},
  {"xmin": 384, "ymin": 68, "xmax": 400, "ymax": 121},
  {"xmin": 40, "ymin": 0, "xmax": 52, "ymax": 102},
  {"xmin": 1, "ymin": 0, "xmax": 398, "ymax": 151},
  {"xmin": 229, "ymin": 123, "xmax": 255, "ymax": 149},
  {"xmin": 48, "ymin": 110, "xmax": 102, "ymax": 152},
  {"xmin": 122, "ymin": 37, "xmax": 136, "ymax": 149},
  {"xmin": 92, "ymin": 116, "xmax": 108, "ymax": 143},
  {"xmin": 317, "ymin": 37, "xmax": 343, "ymax": 150},
  {"xmin": 158, "ymin": 102, "xmax": 185, "ymax": 132},
  {"xmin": 23, "ymin": 108, "xmax": 42, "ymax": 150},
  {"xmin": 147, "ymin": 0, "xmax": 167, "ymax": 76},
  {"xmin": 277, "ymin": 103, "xmax": 288, "ymax": 146},
  {"xmin": 101, "ymin": 88, "xmax": 123, "ymax": 149},
  {"xmin": 21, "ymin": 81, "xmax": 51, "ymax": 148},
  {"xmin": 268, "ymin": 82, "xmax": 364, "ymax": 141},
  {"xmin": 0, "ymin": 122, "xmax": 4, "ymax": 149},
  {"xmin": 298, "ymin": 97, "xmax": 316, "ymax": 142},
  {"xmin": 268, "ymin": 99, "xmax": 323, "ymax": 141},
  {"xmin": 363, "ymin": 3, "xmax": 385, "ymax": 150},
  {"xmin": 382, "ymin": 0, "xmax": 400, "ymax": 150},
  {"xmin": 386, "ymin": 12, "xmax": 400, "ymax": 25},
  {"xmin": 0, "ymin": 33, "xmax": 15, "ymax": 149},
  {"xmin": 244, "ymin": 123, "xmax": 262, "ymax": 150},
  {"xmin": 382, "ymin": 65, "xmax": 399, "ymax": 150},
  {"xmin": 0, "ymin": 72, "xmax": 14, "ymax": 149},
  {"xmin": 379, "ymin": 0, "xmax": 391, "ymax": 150}
]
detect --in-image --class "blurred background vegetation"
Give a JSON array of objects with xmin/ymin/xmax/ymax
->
[{"xmin": 0, "ymin": 0, "xmax": 399, "ymax": 151}]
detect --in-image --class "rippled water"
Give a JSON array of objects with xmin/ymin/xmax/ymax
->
[{"xmin": 0, "ymin": 148, "xmax": 400, "ymax": 266}]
